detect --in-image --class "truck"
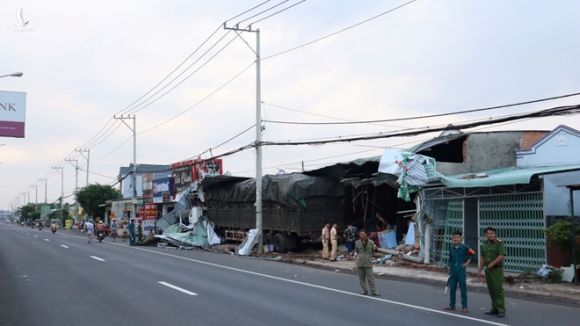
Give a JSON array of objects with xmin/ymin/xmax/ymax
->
[{"xmin": 201, "ymin": 174, "xmax": 345, "ymax": 252}]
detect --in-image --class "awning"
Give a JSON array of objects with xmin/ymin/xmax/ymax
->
[{"xmin": 440, "ymin": 164, "xmax": 580, "ymax": 188}]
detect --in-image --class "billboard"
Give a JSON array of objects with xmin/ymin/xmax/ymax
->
[
  {"xmin": 142, "ymin": 173, "xmax": 154, "ymax": 199},
  {"xmin": 193, "ymin": 159, "xmax": 223, "ymax": 181},
  {"xmin": 0, "ymin": 90, "xmax": 26, "ymax": 138},
  {"xmin": 153, "ymin": 174, "xmax": 173, "ymax": 203},
  {"xmin": 171, "ymin": 160, "xmax": 194, "ymax": 193}
]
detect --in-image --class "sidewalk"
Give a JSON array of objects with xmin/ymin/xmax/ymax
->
[{"xmin": 275, "ymin": 255, "xmax": 580, "ymax": 305}]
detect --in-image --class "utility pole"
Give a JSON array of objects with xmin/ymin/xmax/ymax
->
[
  {"xmin": 52, "ymin": 166, "xmax": 64, "ymax": 215},
  {"xmin": 38, "ymin": 178, "xmax": 48, "ymax": 203},
  {"xmin": 114, "ymin": 114, "xmax": 137, "ymax": 220},
  {"xmin": 224, "ymin": 22, "xmax": 263, "ymax": 253},
  {"xmin": 75, "ymin": 148, "xmax": 90, "ymax": 186},
  {"xmin": 65, "ymin": 158, "xmax": 80, "ymax": 192}
]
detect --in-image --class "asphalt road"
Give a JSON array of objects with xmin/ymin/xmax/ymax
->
[{"xmin": 1, "ymin": 222, "xmax": 578, "ymax": 326}]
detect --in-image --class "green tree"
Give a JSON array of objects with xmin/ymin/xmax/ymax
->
[
  {"xmin": 76, "ymin": 184, "xmax": 121, "ymax": 219},
  {"xmin": 18, "ymin": 203, "xmax": 40, "ymax": 221}
]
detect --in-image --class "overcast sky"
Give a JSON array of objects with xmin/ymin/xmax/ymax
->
[{"xmin": 2, "ymin": 0, "xmax": 580, "ymax": 210}]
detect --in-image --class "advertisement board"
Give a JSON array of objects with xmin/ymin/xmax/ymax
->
[
  {"xmin": 142, "ymin": 173, "xmax": 154, "ymax": 199},
  {"xmin": 171, "ymin": 160, "xmax": 194, "ymax": 193},
  {"xmin": 144, "ymin": 203, "xmax": 157, "ymax": 220},
  {"xmin": 193, "ymin": 159, "xmax": 223, "ymax": 181},
  {"xmin": 0, "ymin": 90, "xmax": 26, "ymax": 138},
  {"xmin": 153, "ymin": 174, "xmax": 173, "ymax": 203}
]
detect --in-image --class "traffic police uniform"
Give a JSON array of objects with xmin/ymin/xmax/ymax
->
[
  {"xmin": 480, "ymin": 238, "xmax": 507, "ymax": 314},
  {"xmin": 355, "ymin": 239, "xmax": 378, "ymax": 295}
]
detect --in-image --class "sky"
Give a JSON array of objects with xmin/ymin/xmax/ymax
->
[{"xmin": 2, "ymin": 0, "xmax": 580, "ymax": 210}]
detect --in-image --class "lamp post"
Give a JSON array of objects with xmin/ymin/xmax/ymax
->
[{"xmin": 0, "ymin": 72, "xmax": 23, "ymax": 78}]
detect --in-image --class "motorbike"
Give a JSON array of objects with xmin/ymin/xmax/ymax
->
[
  {"xmin": 97, "ymin": 231, "xmax": 106, "ymax": 243},
  {"xmin": 51, "ymin": 225, "xmax": 57, "ymax": 234},
  {"xmin": 38, "ymin": 224, "xmax": 43, "ymax": 231}
]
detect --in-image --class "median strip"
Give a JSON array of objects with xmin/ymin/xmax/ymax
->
[{"xmin": 158, "ymin": 281, "xmax": 197, "ymax": 296}]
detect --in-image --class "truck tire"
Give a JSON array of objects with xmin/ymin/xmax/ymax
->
[
  {"xmin": 274, "ymin": 233, "xmax": 298, "ymax": 253},
  {"xmin": 274, "ymin": 233, "xmax": 287, "ymax": 253}
]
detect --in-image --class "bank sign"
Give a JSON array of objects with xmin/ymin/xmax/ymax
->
[{"xmin": 0, "ymin": 90, "xmax": 26, "ymax": 138}]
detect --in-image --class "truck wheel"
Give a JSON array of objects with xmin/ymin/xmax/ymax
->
[{"xmin": 274, "ymin": 233, "xmax": 287, "ymax": 253}]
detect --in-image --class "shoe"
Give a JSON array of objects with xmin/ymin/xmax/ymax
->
[
  {"xmin": 497, "ymin": 312, "xmax": 505, "ymax": 318},
  {"xmin": 484, "ymin": 310, "xmax": 498, "ymax": 315},
  {"xmin": 462, "ymin": 308, "xmax": 469, "ymax": 314},
  {"xmin": 371, "ymin": 293, "xmax": 380, "ymax": 297},
  {"xmin": 444, "ymin": 307, "xmax": 456, "ymax": 311},
  {"xmin": 360, "ymin": 291, "xmax": 368, "ymax": 295}
]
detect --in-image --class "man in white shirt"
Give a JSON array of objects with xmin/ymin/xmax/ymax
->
[{"xmin": 86, "ymin": 220, "xmax": 95, "ymax": 243}]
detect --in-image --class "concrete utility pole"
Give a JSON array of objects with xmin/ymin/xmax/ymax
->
[
  {"xmin": 74, "ymin": 148, "xmax": 90, "ymax": 186},
  {"xmin": 114, "ymin": 114, "xmax": 137, "ymax": 219},
  {"xmin": 224, "ymin": 23, "xmax": 263, "ymax": 253},
  {"xmin": 65, "ymin": 158, "xmax": 80, "ymax": 192},
  {"xmin": 52, "ymin": 166, "xmax": 64, "ymax": 214},
  {"xmin": 30, "ymin": 185, "xmax": 38, "ymax": 205},
  {"xmin": 38, "ymin": 178, "xmax": 48, "ymax": 203}
]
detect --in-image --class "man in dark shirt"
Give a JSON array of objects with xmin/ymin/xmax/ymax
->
[{"xmin": 445, "ymin": 230, "xmax": 475, "ymax": 313}]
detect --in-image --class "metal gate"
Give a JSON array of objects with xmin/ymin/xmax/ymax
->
[
  {"xmin": 479, "ymin": 193, "xmax": 545, "ymax": 272},
  {"xmin": 432, "ymin": 199, "xmax": 464, "ymax": 266}
]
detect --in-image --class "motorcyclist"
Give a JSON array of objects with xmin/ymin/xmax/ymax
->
[{"xmin": 51, "ymin": 222, "xmax": 57, "ymax": 234}]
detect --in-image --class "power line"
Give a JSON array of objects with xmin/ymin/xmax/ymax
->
[
  {"xmin": 263, "ymin": 0, "xmax": 418, "ymax": 61},
  {"xmin": 262, "ymin": 91, "xmax": 580, "ymax": 125},
  {"xmin": 184, "ymin": 124, "xmax": 256, "ymax": 161},
  {"xmin": 139, "ymin": 62, "xmax": 255, "ymax": 134},
  {"xmin": 235, "ymin": 0, "xmax": 293, "ymax": 26},
  {"xmin": 225, "ymin": 0, "xmax": 273, "ymax": 23},
  {"xmin": 249, "ymin": 0, "xmax": 307, "ymax": 26}
]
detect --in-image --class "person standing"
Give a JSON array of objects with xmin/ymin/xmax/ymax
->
[
  {"xmin": 128, "ymin": 219, "xmax": 136, "ymax": 246},
  {"xmin": 343, "ymin": 223, "xmax": 358, "ymax": 257},
  {"xmin": 110, "ymin": 220, "xmax": 118, "ymax": 242},
  {"xmin": 445, "ymin": 230, "xmax": 475, "ymax": 313},
  {"xmin": 85, "ymin": 220, "xmax": 95, "ymax": 243},
  {"xmin": 477, "ymin": 227, "xmax": 507, "ymax": 318},
  {"xmin": 330, "ymin": 223, "xmax": 338, "ymax": 261},
  {"xmin": 355, "ymin": 230, "xmax": 379, "ymax": 296},
  {"xmin": 321, "ymin": 222, "xmax": 330, "ymax": 260}
]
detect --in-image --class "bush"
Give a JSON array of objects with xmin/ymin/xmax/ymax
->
[{"xmin": 545, "ymin": 220, "xmax": 580, "ymax": 252}]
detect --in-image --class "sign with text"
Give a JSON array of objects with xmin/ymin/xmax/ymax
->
[
  {"xmin": 0, "ymin": 90, "xmax": 26, "ymax": 138},
  {"xmin": 153, "ymin": 174, "xmax": 173, "ymax": 203},
  {"xmin": 171, "ymin": 160, "xmax": 194, "ymax": 193}
]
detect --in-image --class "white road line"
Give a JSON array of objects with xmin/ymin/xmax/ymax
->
[
  {"xmin": 124, "ymin": 246, "xmax": 509, "ymax": 326},
  {"xmin": 90, "ymin": 256, "xmax": 105, "ymax": 262},
  {"xmin": 44, "ymin": 238, "xmax": 50, "ymax": 242},
  {"xmin": 60, "ymin": 244, "xmax": 69, "ymax": 249},
  {"xmin": 158, "ymin": 281, "xmax": 197, "ymax": 296}
]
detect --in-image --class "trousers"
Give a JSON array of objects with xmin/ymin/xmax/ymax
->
[
  {"xmin": 330, "ymin": 239, "xmax": 338, "ymax": 260},
  {"xmin": 322, "ymin": 240, "xmax": 329, "ymax": 259},
  {"xmin": 358, "ymin": 267, "xmax": 377, "ymax": 295},
  {"xmin": 485, "ymin": 267, "xmax": 505, "ymax": 313},
  {"xmin": 449, "ymin": 268, "xmax": 468, "ymax": 308}
]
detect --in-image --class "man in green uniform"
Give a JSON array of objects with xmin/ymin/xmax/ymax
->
[
  {"xmin": 477, "ymin": 227, "xmax": 507, "ymax": 318},
  {"xmin": 355, "ymin": 230, "xmax": 379, "ymax": 296}
]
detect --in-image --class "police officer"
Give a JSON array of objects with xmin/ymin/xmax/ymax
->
[{"xmin": 477, "ymin": 227, "xmax": 507, "ymax": 318}]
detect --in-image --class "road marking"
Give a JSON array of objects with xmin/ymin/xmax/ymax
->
[
  {"xmin": 44, "ymin": 238, "xmax": 50, "ymax": 242},
  {"xmin": 125, "ymin": 246, "xmax": 509, "ymax": 326},
  {"xmin": 33, "ymin": 235, "xmax": 38, "ymax": 238},
  {"xmin": 60, "ymin": 244, "xmax": 69, "ymax": 249},
  {"xmin": 90, "ymin": 256, "xmax": 105, "ymax": 262},
  {"xmin": 158, "ymin": 281, "xmax": 197, "ymax": 296}
]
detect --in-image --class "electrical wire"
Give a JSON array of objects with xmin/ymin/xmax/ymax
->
[
  {"xmin": 92, "ymin": 136, "xmax": 133, "ymax": 162},
  {"xmin": 262, "ymin": 0, "xmax": 418, "ymax": 61},
  {"xmin": 248, "ymin": 0, "xmax": 307, "ymax": 26},
  {"xmin": 235, "ymin": 0, "xmax": 293, "ymax": 26},
  {"xmin": 262, "ymin": 91, "xmax": 580, "ymax": 126},
  {"xmin": 139, "ymin": 62, "xmax": 255, "ymax": 134}
]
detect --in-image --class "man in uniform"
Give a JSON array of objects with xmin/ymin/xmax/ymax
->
[
  {"xmin": 330, "ymin": 223, "xmax": 338, "ymax": 261},
  {"xmin": 477, "ymin": 227, "xmax": 507, "ymax": 318},
  {"xmin": 321, "ymin": 222, "xmax": 330, "ymax": 260},
  {"xmin": 355, "ymin": 230, "xmax": 379, "ymax": 296}
]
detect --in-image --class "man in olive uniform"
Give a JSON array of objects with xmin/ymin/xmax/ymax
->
[
  {"xmin": 355, "ymin": 230, "xmax": 379, "ymax": 296},
  {"xmin": 321, "ymin": 222, "xmax": 330, "ymax": 260},
  {"xmin": 477, "ymin": 227, "xmax": 507, "ymax": 318}
]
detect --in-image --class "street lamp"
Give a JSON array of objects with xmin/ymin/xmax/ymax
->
[{"xmin": 0, "ymin": 72, "xmax": 23, "ymax": 78}]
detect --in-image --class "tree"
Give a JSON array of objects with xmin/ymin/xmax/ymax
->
[
  {"xmin": 18, "ymin": 203, "xmax": 40, "ymax": 221},
  {"xmin": 76, "ymin": 184, "xmax": 121, "ymax": 219}
]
